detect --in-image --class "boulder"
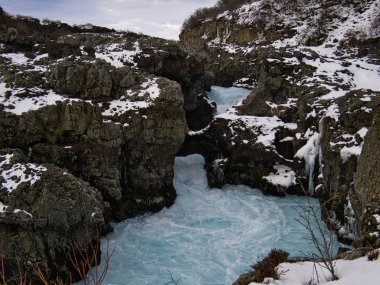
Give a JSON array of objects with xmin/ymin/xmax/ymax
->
[
  {"xmin": 134, "ymin": 38, "xmax": 213, "ymax": 130},
  {"xmin": 0, "ymin": 149, "xmax": 106, "ymax": 283},
  {"xmin": 47, "ymin": 59, "xmax": 139, "ymax": 100}
]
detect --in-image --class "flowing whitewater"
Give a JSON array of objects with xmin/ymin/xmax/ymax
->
[
  {"xmin": 99, "ymin": 155, "xmax": 338, "ymax": 285},
  {"xmin": 96, "ymin": 87, "xmax": 339, "ymax": 285}
]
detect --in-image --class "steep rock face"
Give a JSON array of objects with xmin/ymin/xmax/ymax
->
[
  {"xmin": 318, "ymin": 91, "xmax": 380, "ymax": 243},
  {"xmin": 180, "ymin": 0, "xmax": 380, "ymax": 246},
  {"xmin": 105, "ymin": 77, "xmax": 188, "ymax": 218},
  {"xmin": 0, "ymin": 75, "xmax": 187, "ymax": 219},
  {"xmin": 0, "ymin": 149, "xmax": 106, "ymax": 283},
  {"xmin": 133, "ymin": 37, "xmax": 214, "ymax": 130},
  {"xmin": 353, "ymin": 112, "xmax": 380, "ymax": 245},
  {"xmin": 47, "ymin": 60, "xmax": 138, "ymax": 100},
  {"xmin": 0, "ymin": 24, "xmax": 189, "ymax": 281}
]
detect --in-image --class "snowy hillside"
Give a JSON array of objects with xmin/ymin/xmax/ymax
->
[
  {"xmin": 249, "ymin": 251, "xmax": 380, "ymax": 285},
  {"xmin": 182, "ymin": 0, "xmax": 380, "ymax": 47}
]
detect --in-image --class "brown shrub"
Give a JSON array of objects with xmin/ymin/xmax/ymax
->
[
  {"xmin": 232, "ymin": 248, "xmax": 289, "ymax": 285},
  {"xmin": 367, "ymin": 249, "xmax": 379, "ymax": 261}
]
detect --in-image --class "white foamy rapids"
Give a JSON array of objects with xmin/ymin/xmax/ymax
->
[{"xmin": 95, "ymin": 154, "xmax": 339, "ymax": 285}]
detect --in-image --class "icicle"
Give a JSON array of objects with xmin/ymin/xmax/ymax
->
[
  {"xmin": 318, "ymin": 118, "xmax": 324, "ymax": 179},
  {"xmin": 295, "ymin": 131, "xmax": 321, "ymax": 195},
  {"xmin": 344, "ymin": 195, "xmax": 358, "ymax": 239}
]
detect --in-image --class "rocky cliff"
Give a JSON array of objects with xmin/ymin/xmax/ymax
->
[
  {"xmin": 1, "ymin": 0, "xmax": 380, "ymax": 282},
  {"xmin": 180, "ymin": 0, "xmax": 380, "ymax": 249},
  {"xmin": 0, "ymin": 149, "xmax": 106, "ymax": 282},
  {"xmin": 0, "ymin": 8, "xmax": 214, "ymax": 282}
]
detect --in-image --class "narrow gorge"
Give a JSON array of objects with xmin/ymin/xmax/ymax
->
[{"xmin": 0, "ymin": 0, "xmax": 379, "ymax": 284}]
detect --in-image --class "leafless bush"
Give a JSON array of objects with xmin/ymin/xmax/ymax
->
[
  {"xmin": 69, "ymin": 235, "xmax": 115, "ymax": 285},
  {"xmin": 367, "ymin": 249, "xmax": 379, "ymax": 261},
  {"xmin": 165, "ymin": 270, "xmax": 181, "ymax": 285},
  {"xmin": 0, "ymin": 228, "xmax": 114, "ymax": 285},
  {"xmin": 232, "ymin": 248, "xmax": 289, "ymax": 285},
  {"xmin": 296, "ymin": 187, "xmax": 338, "ymax": 283},
  {"xmin": 250, "ymin": 249, "xmax": 289, "ymax": 283}
]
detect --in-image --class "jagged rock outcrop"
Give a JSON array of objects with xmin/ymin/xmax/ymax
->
[
  {"xmin": 180, "ymin": 0, "xmax": 380, "ymax": 248},
  {"xmin": 134, "ymin": 37, "xmax": 215, "ymax": 130},
  {"xmin": 353, "ymin": 112, "xmax": 380, "ymax": 246},
  {"xmin": 181, "ymin": 0, "xmax": 379, "ymax": 50},
  {"xmin": 0, "ymin": 12, "xmax": 194, "ymax": 282},
  {"xmin": 179, "ymin": 113, "xmax": 301, "ymax": 196},
  {"xmin": 0, "ymin": 74, "xmax": 187, "ymax": 219},
  {"xmin": 0, "ymin": 149, "xmax": 106, "ymax": 283},
  {"xmin": 47, "ymin": 59, "xmax": 139, "ymax": 100}
]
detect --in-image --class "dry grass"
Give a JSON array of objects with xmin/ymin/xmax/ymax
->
[
  {"xmin": 0, "ymin": 228, "xmax": 114, "ymax": 285},
  {"xmin": 232, "ymin": 248, "xmax": 289, "ymax": 285}
]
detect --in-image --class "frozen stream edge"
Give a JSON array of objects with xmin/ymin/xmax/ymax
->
[{"xmin": 96, "ymin": 154, "xmax": 339, "ymax": 285}]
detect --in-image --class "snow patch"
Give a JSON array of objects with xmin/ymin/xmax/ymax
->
[
  {"xmin": 0, "ymin": 154, "xmax": 47, "ymax": 193},
  {"xmin": 339, "ymin": 128, "xmax": 368, "ymax": 163},
  {"xmin": 251, "ymin": 254, "xmax": 380, "ymax": 285},
  {"xmin": 101, "ymin": 78, "xmax": 160, "ymax": 117},
  {"xmin": 95, "ymin": 41, "xmax": 141, "ymax": 68},
  {"xmin": 0, "ymin": 82, "xmax": 91, "ymax": 115},
  {"xmin": 0, "ymin": 201, "xmax": 7, "ymax": 213},
  {"xmin": 325, "ymin": 103, "xmax": 340, "ymax": 122},
  {"xmin": 264, "ymin": 164, "xmax": 296, "ymax": 188},
  {"xmin": 217, "ymin": 113, "xmax": 297, "ymax": 149}
]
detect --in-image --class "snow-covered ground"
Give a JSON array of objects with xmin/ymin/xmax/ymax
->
[
  {"xmin": 95, "ymin": 40, "xmax": 142, "ymax": 68},
  {"xmin": 216, "ymin": 112, "xmax": 297, "ymax": 149},
  {"xmin": 249, "ymin": 251, "xmax": 380, "ymax": 285},
  {"xmin": 101, "ymin": 77, "xmax": 161, "ymax": 117},
  {"xmin": 0, "ymin": 153, "xmax": 46, "ymax": 194}
]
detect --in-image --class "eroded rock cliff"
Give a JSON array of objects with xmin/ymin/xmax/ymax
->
[
  {"xmin": 0, "ymin": 9, "xmax": 204, "ymax": 281},
  {"xmin": 180, "ymin": 0, "xmax": 380, "ymax": 248}
]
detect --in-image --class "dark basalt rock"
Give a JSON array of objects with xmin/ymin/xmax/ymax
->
[
  {"xmin": 353, "ymin": 111, "xmax": 380, "ymax": 246},
  {"xmin": 134, "ymin": 38, "xmax": 214, "ymax": 130},
  {"xmin": 0, "ymin": 76, "xmax": 187, "ymax": 220},
  {"xmin": 181, "ymin": 0, "xmax": 380, "ymax": 244},
  {"xmin": 47, "ymin": 59, "xmax": 140, "ymax": 100},
  {"xmin": 0, "ymin": 149, "xmax": 107, "ymax": 283},
  {"xmin": 0, "ymin": 27, "xmax": 188, "ymax": 281}
]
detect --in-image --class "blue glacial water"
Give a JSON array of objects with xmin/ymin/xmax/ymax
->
[
  {"xmin": 207, "ymin": 86, "xmax": 251, "ymax": 114},
  {"xmin": 98, "ymin": 154, "xmax": 339, "ymax": 285}
]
